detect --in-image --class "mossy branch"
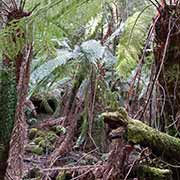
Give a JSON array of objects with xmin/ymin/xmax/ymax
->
[
  {"xmin": 102, "ymin": 108, "xmax": 180, "ymax": 163},
  {"xmin": 133, "ymin": 165, "xmax": 172, "ymax": 180}
]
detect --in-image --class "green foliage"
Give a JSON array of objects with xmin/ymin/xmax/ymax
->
[
  {"xmin": 30, "ymin": 39, "xmax": 117, "ymax": 148},
  {"xmin": 30, "ymin": 40, "xmax": 116, "ymax": 96},
  {"xmin": 0, "ymin": 0, "xmax": 110, "ymax": 60},
  {"xmin": 116, "ymin": 8, "xmax": 154, "ymax": 79},
  {"xmin": 0, "ymin": 64, "xmax": 17, "ymax": 173},
  {"xmin": 85, "ymin": 13, "xmax": 103, "ymax": 40},
  {"xmin": 29, "ymin": 48, "xmax": 73, "ymax": 96},
  {"xmin": 0, "ymin": 19, "xmax": 31, "ymax": 60},
  {"xmin": 0, "ymin": 64, "xmax": 17, "ymax": 144},
  {"xmin": 75, "ymin": 113, "xmax": 88, "ymax": 147},
  {"xmin": 24, "ymin": 0, "xmax": 110, "ymax": 57}
]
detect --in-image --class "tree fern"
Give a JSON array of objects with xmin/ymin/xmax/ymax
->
[
  {"xmin": 23, "ymin": 0, "xmax": 111, "ymax": 57},
  {"xmin": 0, "ymin": 0, "xmax": 113, "ymax": 178},
  {"xmin": 30, "ymin": 39, "xmax": 116, "ymax": 97},
  {"xmin": 0, "ymin": 0, "xmax": 110, "ymax": 59},
  {"xmin": 116, "ymin": 7, "xmax": 155, "ymax": 79}
]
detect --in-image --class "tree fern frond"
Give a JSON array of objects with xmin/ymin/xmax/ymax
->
[
  {"xmin": 116, "ymin": 8, "xmax": 155, "ymax": 79},
  {"xmin": 30, "ymin": 39, "xmax": 116, "ymax": 96},
  {"xmin": 25, "ymin": 0, "xmax": 110, "ymax": 56}
]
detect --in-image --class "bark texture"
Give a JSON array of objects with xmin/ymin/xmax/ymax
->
[
  {"xmin": 154, "ymin": 3, "xmax": 180, "ymax": 131},
  {"xmin": 0, "ymin": 1, "xmax": 32, "ymax": 179}
]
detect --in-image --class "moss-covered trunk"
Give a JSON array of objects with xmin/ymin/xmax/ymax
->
[
  {"xmin": 0, "ymin": 63, "xmax": 17, "ymax": 179},
  {"xmin": 103, "ymin": 109, "xmax": 180, "ymax": 163},
  {"xmin": 0, "ymin": 52, "xmax": 32, "ymax": 179},
  {"xmin": 103, "ymin": 108, "xmax": 180, "ymax": 179}
]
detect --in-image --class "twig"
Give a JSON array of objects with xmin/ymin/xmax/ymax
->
[
  {"xmin": 1, "ymin": 7, "xmax": 10, "ymax": 14},
  {"xmin": 42, "ymin": 165, "xmax": 103, "ymax": 172},
  {"xmin": 139, "ymin": 17, "xmax": 175, "ymax": 119},
  {"xmin": 147, "ymin": 0, "xmax": 161, "ymax": 13},
  {"xmin": 71, "ymin": 169, "xmax": 93, "ymax": 180},
  {"xmin": 124, "ymin": 148, "xmax": 149, "ymax": 180},
  {"xmin": 0, "ymin": 12, "xmax": 8, "ymax": 16},
  {"xmin": 68, "ymin": 148, "xmax": 98, "ymax": 166},
  {"xmin": 127, "ymin": 16, "xmax": 158, "ymax": 112},
  {"xmin": 20, "ymin": 0, "xmax": 26, "ymax": 10},
  {"xmin": 157, "ymin": 81, "xmax": 166, "ymax": 116},
  {"xmin": 124, "ymin": 159, "xmax": 137, "ymax": 180}
]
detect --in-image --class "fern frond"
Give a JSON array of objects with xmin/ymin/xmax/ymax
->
[
  {"xmin": 116, "ymin": 7, "xmax": 155, "ymax": 79},
  {"xmin": 24, "ymin": 0, "xmax": 110, "ymax": 57},
  {"xmin": 30, "ymin": 39, "xmax": 115, "ymax": 96}
]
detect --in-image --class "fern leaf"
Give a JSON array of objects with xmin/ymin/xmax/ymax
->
[{"xmin": 116, "ymin": 8, "xmax": 155, "ymax": 79}]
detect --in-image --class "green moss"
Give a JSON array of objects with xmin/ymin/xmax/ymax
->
[
  {"xmin": 38, "ymin": 140, "xmax": 46, "ymax": 148},
  {"xmin": 0, "ymin": 65, "xmax": 17, "ymax": 144},
  {"xmin": 126, "ymin": 118, "xmax": 180, "ymax": 162},
  {"xmin": 127, "ymin": 120, "xmax": 152, "ymax": 143},
  {"xmin": 0, "ymin": 64, "xmax": 17, "ymax": 177},
  {"xmin": 27, "ymin": 129, "xmax": 58, "ymax": 154},
  {"xmin": 29, "ymin": 128, "xmax": 38, "ymax": 140},
  {"xmin": 52, "ymin": 125, "xmax": 66, "ymax": 135},
  {"xmin": 138, "ymin": 166, "xmax": 172, "ymax": 179},
  {"xmin": 31, "ymin": 145, "xmax": 44, "ymax": 155},
  {"xmin": 36, "ymin": 130, "xmax": 45, "ymax": 137},
  {"xmin": 103, "ymin": 110, "xmax": 180, "ymax": 162},
  {"xmin": 47, "ymin": 131, "xmax": 57, "ymax": 143},
  {"xmin": 34, "ymin": 137, "xmax": 44, "ymax": 145}
]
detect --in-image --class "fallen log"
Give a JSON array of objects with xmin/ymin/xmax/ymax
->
[
  {"xmin": 132, "ymin": 165, "xmax": 172, "ymax": 180},
  {"xmin": 102, "ymin": 108, "xmax": 180, "ymax": 163}
]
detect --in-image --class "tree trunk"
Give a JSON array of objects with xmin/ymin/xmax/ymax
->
[
  {"xmin": 0, "ymin": 1, "xmax": 32, "ymax": 179},
  {"xmin": 154, "ymin": 3, "xmax": 180, "ymax": 133},
  {"xmin": 132, "ymin": 165, "xmax": 172, "ymax": 180},
  {"xmin": 0, "ymin": 1, "xmax": 17, "ymax": 178},
  {"xmin": 5, "ymin": 44, "xmax": 33, "ymax": 180}
]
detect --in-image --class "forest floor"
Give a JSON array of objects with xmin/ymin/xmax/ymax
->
[{"xmin": 24, "ymin": 112, "xmax": 107, "ymax": 180}]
